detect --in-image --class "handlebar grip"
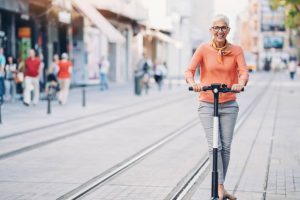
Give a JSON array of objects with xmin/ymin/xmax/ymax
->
[
  {"xmin": 202, "ymin": 86, "xmax": 210, "ymax": 91},
  {"xmin": 188, "ymin": 86, "xmax": 193, "ymax": 91}
]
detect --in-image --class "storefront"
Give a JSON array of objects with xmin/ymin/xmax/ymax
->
[
  {"xmin": 71, "ymin": 0, "xmax": 125, "ymax": 84},
  {"xmin": 0, "ymin": 0, "xmax": 29, "ymax": 59}
]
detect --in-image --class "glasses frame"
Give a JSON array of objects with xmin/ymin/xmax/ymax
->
[{"xmin": 211, "ymin": 26, "xmax": 230, "ymax": 32}]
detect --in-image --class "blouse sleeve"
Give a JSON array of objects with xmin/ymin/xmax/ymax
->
[
  {"xmin": 184, "ymin": 45, "xmax": 203, "ymax": 82},
  {"xmin": 236, "ymin": 48, "xmax": 249, "ymax": 85}
]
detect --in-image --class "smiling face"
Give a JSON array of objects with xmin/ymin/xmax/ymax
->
[{"xmin": 210, "ymin": 19, "xmax": 230, "ymax": 44}]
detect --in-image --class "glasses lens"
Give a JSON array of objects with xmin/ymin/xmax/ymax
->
[
  {"xmin": 212, "ymin": 26, "xmax": 228, "ymax": 32},
  {"xmin": 221, "ymin": 26, "xmax": 228, "ymax": 31}
]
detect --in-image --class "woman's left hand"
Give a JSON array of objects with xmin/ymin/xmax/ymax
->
[{"xmin": 231, "ymin": 84, "xmax": 244, "ymax": 92}]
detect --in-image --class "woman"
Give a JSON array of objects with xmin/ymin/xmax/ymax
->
[
  {"xmin": 288, "ymin": 58, "xmax": 297, "ymax": 80},
  {"xmin": 99, "ymin": 56, "xmax": 110, "ymax": 91},
  {"xmin": 57, "ymin": 53, "xmax": 72, "ymax": 105},
  {"xmin": 185, "ymin": 14, "xmax": 249, "ymax": 200},
  {"xmin": 4, "ymin": 56, "xmax": 17, "ymax": 102}
]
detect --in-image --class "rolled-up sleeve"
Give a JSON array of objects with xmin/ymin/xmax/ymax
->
[
  {"xmin": 236, "ymin": 48, "xmax": 249, "ymax": 85},
  {"xmin": 184, "ymin": 45, "xmax": 203, "ymax": 82}
]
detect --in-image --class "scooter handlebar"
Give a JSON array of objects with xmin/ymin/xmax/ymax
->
[
  {"xmin": 188, "ymin": 86, "xmax": 244, "ymax": 92},
  {"xmin": 188, "ymin": 86, "xmax": 212, "ymax": 91}
]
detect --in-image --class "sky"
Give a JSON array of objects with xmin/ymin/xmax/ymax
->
[{"xmin": 213, "ymin": 0, "xmax": 249, "ymax": 40}]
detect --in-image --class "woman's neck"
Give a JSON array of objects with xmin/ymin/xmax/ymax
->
[{"xmin": 214, "ymin": 40, "xmax": 227, "ymax": 48}]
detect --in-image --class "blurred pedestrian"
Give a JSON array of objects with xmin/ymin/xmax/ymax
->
[
  {"xmin": 57, "ymin": 53, "xmax": 72, "ymax": 105},
  {"xmin": 4, "ymin": 55, "xmax": 17, "ymax": 102},
  {"xmin": 154, "ymin": 60, "xmax": 167, "ymax": 91},
  {"xmin": 288, "ymin": 58, "xmax": 297, "ymax": 80},
  {"xmin": 38, "ymin": 53, "xmax": 45, "ymax": 93},
  {"xmin": 23, "ymin": 49, "xmax": 41, "ymax": 106},
  {"xmin": 15, "ymin": 58, "xmax": 25, "ymax": 100},
  {"xmin": 45, "ymin": 54, "xmax": 59, "ymax": 97},
  {"xmin": 138, "ymin": 53, "xmax": 153, "ymax": 94},
  {"xmin": 0, "ymin": 47, "xmax": 5, "ymax": 104},
  {"xmin": 185, "ymin": 14, "xmax": 249, "ymax": 200},
  {"xmin": 99, "ymin": 56, "xmax": 110, "ymax": 91}
]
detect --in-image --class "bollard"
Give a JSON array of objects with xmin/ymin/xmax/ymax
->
[
  {"xmin": 47, "ymin": 95, "xmax": 51, "ymax": 114},
  {"xmin": 0, "ymin": 96, "xmax": 2, "ymax": 124},
  {"xmin": 82, "ymin": 84, "xmax": 86, "ymax": 107},
  {"xmin": 0, "ymin": 103, "xmax": 2, "ymax": 124},
  {"xmin": 134, "ymin": 70, "xmax": 142, "ymax": 95}
]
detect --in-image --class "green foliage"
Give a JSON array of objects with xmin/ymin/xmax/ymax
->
[{"xmin": 269, "ymin": 0, "xmax": 300, "ymax": 29}]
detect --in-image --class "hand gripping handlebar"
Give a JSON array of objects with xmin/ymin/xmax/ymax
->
[{"xmin": 188, "ymin": 83, "xmax": 244, "ymax": 93}]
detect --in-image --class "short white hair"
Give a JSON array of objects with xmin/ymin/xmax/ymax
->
[
  {"xmin": 62, "ymin": 52, "xmax": 68, "ymax": 59},
  {"xmin": 211, "ymin": 14, "xmax": 230, "ymax": 27}
]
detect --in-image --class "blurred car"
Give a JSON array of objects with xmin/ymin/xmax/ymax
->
[{"xmin": 247, "ymin": 65, "xmax": 256, "ymax": 72}]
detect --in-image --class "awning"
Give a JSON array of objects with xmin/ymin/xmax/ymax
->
[
  {"xmin": 87, "ymin": 0, "xmax": 148, "ymax": 21},
  {"xmin": 144, "ymin": 30, "xmax": 183, "ymax": 49},
  {"xmin": 0, "ymin": 0, "xmax": 28, "ymax": 14},
  {"xmin": 71, "ymin": 0, "xmax": 125, "ymax": 43}
]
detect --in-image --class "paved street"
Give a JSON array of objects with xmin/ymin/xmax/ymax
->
[{"xmin": 0, "ymin": 71, "xmax": 299, "ymax": 200}]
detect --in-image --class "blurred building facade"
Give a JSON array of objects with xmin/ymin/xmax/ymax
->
[
  {"xmin": 237, "ymin": 0, "xmax": 292, "ymax": 71},
  {"xmin": 0, "ymin": 0, "xmax": 214, "ymax": 85},
  {"xmin": 0, "ymin": 0, "xmax": 85, "ymax": 84}
]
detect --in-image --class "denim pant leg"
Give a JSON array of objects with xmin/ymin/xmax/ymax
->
[
  {"xmin": 219, "ymin": 101, "xmax": 239, "ymax": 181},
  {"xmin": 198, "ymin": 101, "xmax": 238, "ymax": 184},
  {"xmin": 0, "ymin": 78, "xmax": 3, "ymax": 104}
]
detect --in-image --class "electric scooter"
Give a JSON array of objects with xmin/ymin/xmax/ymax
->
[{"xmin": 189, "ymin": 83, "xmax": 243, "ymax": 200}]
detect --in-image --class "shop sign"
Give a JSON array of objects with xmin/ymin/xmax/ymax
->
[
  {"xmin": 20, "ymin": 14, "xmax": 29, "ymax": 20},
  {"xmin": 18, "ymin": 28, "xmax": 31, "ymax": 38}
]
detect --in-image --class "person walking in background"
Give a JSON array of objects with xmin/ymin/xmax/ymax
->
[
  {"xmin": 23, "ymin": 49, "xmax": 41, "ymax": 106},
  {"xmin": 0, "ymin": 48, "xmax": 6, "ymax": 104},
  {"xmin": 4, "ymin": 55, "xmax": 17, "ymax": 102},
  {"xmin": 57, "ymin": 53, "xmax": 72, "ymax": 105},
  {"xmin": 154, "ymin": 59, "xmax": 167, "ymax": 91},
  {"xmin": 288, "ymin": 57, "xmax": 297, "ymax": 80},
  {"xmin": 185, "ymin": 14, "xmax": 249, "ymax": 200},
  {"xmin": 138, "ymin": 53, "xmax": 153, "ymax": 94},
  {"xmin": 38, "ymin": 53, "xmax": 45, "ymax": 94},
  {"xmin": 45, "ymin": 54, "xmax": 59, "ymax": 97},
  {"xmin": 99, "ymin": 56, "xmax": 110, "ymax": 91},
  {"xmin": 15, "ymin": 58, "xmax": 25, "ymax": 101}
]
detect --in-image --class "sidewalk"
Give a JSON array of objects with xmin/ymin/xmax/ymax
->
[{"xmin": 0, "ymin": 80, "xmax": 182, "ymax": 134}]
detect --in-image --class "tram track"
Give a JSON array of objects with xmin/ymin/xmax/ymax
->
[
  {"xmin": 262, "ymin": 81, "xmax": 281, "ymax": 200},
  {"xmin": 0, "ymin": 91, "xmax": 184, "ymax": 141},
  {"xmin": 56, "ymin": 75, "xmax": 272, "ymax": 200},
  {"xmin": 166, "ymin": 75, "xmax": 275, "ymax": 200},
  {"xmin": 57, "ymin": 119, "xmax": 200, "ymax": 200},
  {"xmin": 0, "ymin": 94, "xmax": 189, "ymax": 160}
]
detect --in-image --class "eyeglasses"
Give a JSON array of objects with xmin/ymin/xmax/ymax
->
[{"xmin": 211, "ymin": 26, "xmax": 229, "ymax": 32}]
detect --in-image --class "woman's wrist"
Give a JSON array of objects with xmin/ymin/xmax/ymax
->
[
  {"xmin": 186, "ymin": 78, "xmax": 195, "ymax": 85},
  {"xmin": 238, "ymin": 79, "xmax": 247, "ymax": 87}
]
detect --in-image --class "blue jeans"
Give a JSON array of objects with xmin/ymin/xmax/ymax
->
[
  {"xmin": 100, "ymin": 73, "xmax": 109, "ymax": 90},
  {"xmin": 0, "ymin": 77, "xmax": 5, "ymax": 103}
]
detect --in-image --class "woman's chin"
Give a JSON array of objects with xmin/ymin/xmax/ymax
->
[{"xmin": 215, "ymin": 38, "xmax": 226, "ymax": 43}]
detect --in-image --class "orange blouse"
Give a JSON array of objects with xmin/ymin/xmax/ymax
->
[
  {"xmin": 57, "ymin": 60, "xmax": 72, "ymax": 79},
  {"xmin": 185, "ymin": 42, "xmax": 249, "ymax": 103}
]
